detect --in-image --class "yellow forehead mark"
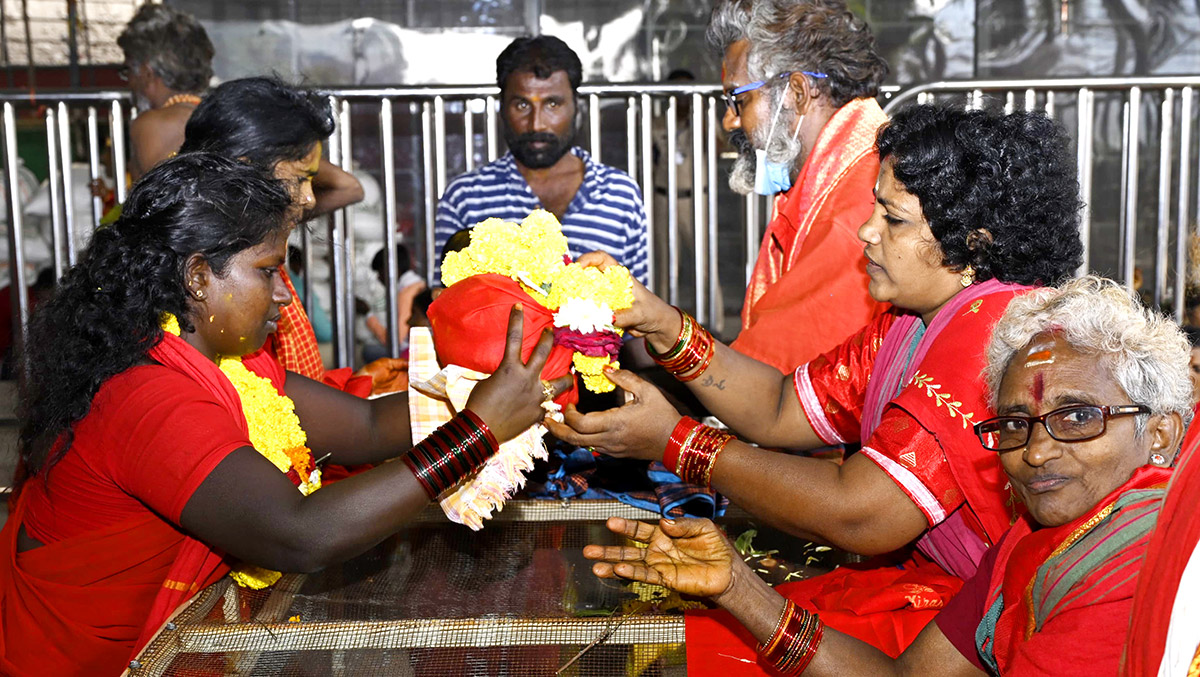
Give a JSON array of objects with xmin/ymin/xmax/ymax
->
[{"xmin": 1024, "ymin": 349, "xmax": 1054, "ymax": 368}]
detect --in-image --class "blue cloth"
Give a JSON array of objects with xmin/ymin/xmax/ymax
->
[
  {"xmin": 434, "ymin": 148, "xmax": 649, "ymax": 284},
  {"xmin": 530, "ymin": 445, "xmax": 727, "ymax": 520}
]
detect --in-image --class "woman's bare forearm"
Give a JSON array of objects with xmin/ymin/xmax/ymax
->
[{"xmin": 677, "ymin": 342, "xmax": 822, "ymax": 449}]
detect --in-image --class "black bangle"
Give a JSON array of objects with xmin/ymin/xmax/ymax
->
[{"xmin": 403, "ymin": 410, "xmax": 499, "ymax": 498}]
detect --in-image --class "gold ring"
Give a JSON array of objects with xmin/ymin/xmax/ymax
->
[{"xmin": 541, "ymin": 380, "xmax": 555, "ymax": 402}]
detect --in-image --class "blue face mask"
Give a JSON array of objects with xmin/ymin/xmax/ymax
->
[{"xmin": 752, "ymin": 98, "xmax": 804, "ymax": 196}]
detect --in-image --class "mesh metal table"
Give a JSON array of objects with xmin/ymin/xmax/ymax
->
[{"xmin": 127, "ymin": 500, "xmax": 831, "ymax": 676}]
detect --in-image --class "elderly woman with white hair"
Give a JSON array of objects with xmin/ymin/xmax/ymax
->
[{"xmin": 583, "ymin": 276, "xmax": 1190, "ymax": 676}]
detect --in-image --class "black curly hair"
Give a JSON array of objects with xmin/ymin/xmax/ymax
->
[
  {"xmin": 18, "ymin": 153, "xmax": 292, "ymax": 478},
  {"xmin": 877, "ymin": 104, "xmax": 1082, "ymax": 286},
  {"xmin": 178, "ymin": 77, "xmax": 334, "ymax": 170}
]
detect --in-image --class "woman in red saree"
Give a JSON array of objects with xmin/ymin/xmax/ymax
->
[
  {"xmin": 583, "ymin": 276, "xmax": 1193, "ymax": 675},
  {"xmin": 548, "ymin": 104, "xmax": 1085, "ymax": 663},
  {"xmin": 0, "ymin": 154, "xmax": 572, "ymax": 676}
]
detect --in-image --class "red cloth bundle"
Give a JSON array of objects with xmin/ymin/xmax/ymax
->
[{"xmin": 428, "ymin": 274, "xmax": 579, "ymax": 406}]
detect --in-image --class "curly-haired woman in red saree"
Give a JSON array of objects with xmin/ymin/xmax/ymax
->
[
  {"xmin": 548, "ymin": 104, "xmax": 1085, "ymax": 665},
  {"xmin": 0, "ymin": 154, "xmax": 572, "ymax": 676}
]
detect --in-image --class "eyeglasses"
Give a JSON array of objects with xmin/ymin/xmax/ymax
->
[
  {"xmin": 974, "ymin": 404, "xmax": 1150, "ymax": 452},
  {"xmin": 721, "ymin": 70, "xmax": 828, "ymax": 117}
]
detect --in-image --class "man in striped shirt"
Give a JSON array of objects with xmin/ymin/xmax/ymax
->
[{"xmin": 434, "ymin": 35, "xmax": 649, "ymax": 285}]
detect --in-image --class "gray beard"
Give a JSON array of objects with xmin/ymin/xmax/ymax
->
[{"xmin": 726, "ymin": 98, "xmax": 804, "ymax": 196}]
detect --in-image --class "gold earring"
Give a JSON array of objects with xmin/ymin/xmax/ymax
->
[
  {"xmin": 194, "ymin": 289, "xmax": 206, "ymax": 300},
  {"xmin": 960, "ymin": 265, "xmax": 976, "ymax": 288}
]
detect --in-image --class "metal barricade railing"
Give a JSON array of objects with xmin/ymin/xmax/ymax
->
[
  {"xmin": 0, "ymin": 84, "xmax": 755, "ymax": 369},
  {"xmin": 4, "ymin": 75, "xmax": 1200, "ymax": 374},
  {"xmin": 885, "ymin": 76, "xmax": 1200, "ymax": 322}
]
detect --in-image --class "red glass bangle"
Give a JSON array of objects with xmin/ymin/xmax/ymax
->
[
  {"xmin": 757, "ymin": 600, "xmax": 825, "ymax": 676},
  {"xmin": 676, "ymin": 424, "xmax": 732, "ymax": 488},
  {"xmin": 663, "ymin": 416, "xmax": 701, "ymax": 474},
  {"xmin": 403, "ymin": 410, "xmax": 499, "ymax": 498}
]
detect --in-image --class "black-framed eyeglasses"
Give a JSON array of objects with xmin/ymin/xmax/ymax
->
[
  {"xmin": 974, "ymin": 404, "xmax": 1150, "ymax": 452},
  {"xmin": 721, "ymin": 70, "xmax": 827, "ymax": 117}
]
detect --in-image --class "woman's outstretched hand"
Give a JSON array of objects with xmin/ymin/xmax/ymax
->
[
  {"xmin": 575, "ymin": 251, "xmax": 680, "ymax": 342},
  {"xmin": 465, "ymin": 304, "xmax": 573, "ymax": 442},
  {"xmin": 543, "ymin": 368, "xmax": 678, "ymax": 462},
  {"xmin": 583, "ymin": 516, "xmax": 737, "ymax": 599}
]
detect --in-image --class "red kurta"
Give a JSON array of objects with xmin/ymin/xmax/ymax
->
[{"xmin": 730, "ymin": 97, "xmax": 888, "ymax": 373}]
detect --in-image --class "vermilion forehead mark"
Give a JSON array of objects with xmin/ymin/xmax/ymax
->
[{"xmin": 1032, "ymin": 372, "xmax": 1045, "ymax": 404}]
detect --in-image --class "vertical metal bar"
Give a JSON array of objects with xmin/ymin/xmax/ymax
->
[
  {"xmin": 463, "ymin": 100, "xmax": 475, "ymax": 173},
  {"xmin": 300, "ymin": 221, "xmax": 313, "ymax": 314},
  {"xmin": 380, "ymin": 99, "xmax": 401, "ymax": 357},
  {"xmin": 589, "ymin": 93, "xmax": 601, "ymax": 161},
  {"xmin": 1077, "ymin": 88, "xmax": 1094, "ymax": 275},
  {"xmin": 1155, "ymin": 89, "xmax": 1174, "ymax": 306},
  {"xmin": 485, "ymin": 95, "xmax": 498, "ymax": 162},
  {"xmin": 44, "ymin": 108, "xmax": 64, "ymax": 281},
  {"xmin": 109, "ymin": 100, "xmax": 127, "ymax": 203},
  {"xmin": 1024, "ymin": 88, "xmax": 1035, "ymax": 111},
  {"xmin": 1004, "ymin": 91, "xmax": 1014, "ymax": 114},
  {"xmin": 433, "ymin": 95, "xmax": 447, "ymax": 199},
  {"xmin": 745, "ymin": 193, "xmax": 759, "ymax": 288},
  {"xmin": 422, "ymin": 101, "xmax": 437, "ymax": 286},
  {"xmin": 1045, "ymin": 90, "xmax": 1056, "ymax": 118},
  {"xmin": 1177, "ymin": 87, "xmax": 1194, "ymax": 322},
  {"xmin": 707, "ymin": 97, "xmax": 720, "ymax": 328},
  {"xmin": 3, "ymin": 103, "xmax": 28, "ymax": 358},
  {"xmin": 326, "ymin": 96, "xmax": 349, "ymax": 369},
  {"xmin": 86, "ymin": 106, "xmax": 102, "ymax": 228},
  {"xmin": 57, "ymin": 102, "xmax": 76, "ymax": 266},
  {"xmin": 691, "ymin": 92, "xmax": 706, "ymax": 324},
  {"xmin": 338, "ymin": 99, "xmax": 356, "ymax": 366},
  {"xmin": 1124, "ymin": 87, "xmax": 1142, "ymax": 293},
  {"xmin": 640, "ymin": 93, "xmax": 655, "ymax": 294},
  {"xmin": 666, "ymin": 96, "xmax": 678, "ymax": 306},
  {"xmin": 626, "ymin": 95, "xmax": 637, "ymax": 178},
  {"xmin": 972, "ymin": 89, "xmax": 983, "ymax": 111}
]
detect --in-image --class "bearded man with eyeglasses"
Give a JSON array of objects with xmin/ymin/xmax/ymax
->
[{"xmin": 709, "ymin": 0, "xmax": 890, "ymax": 373}]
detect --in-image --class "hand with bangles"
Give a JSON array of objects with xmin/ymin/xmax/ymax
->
[
  {"xmin": 543, "ymin": 367, "xmax": 679, "ymax": 461},
  {"xmin": 573, "ymin": 251, "xmax": 682, "ymax": 347}
]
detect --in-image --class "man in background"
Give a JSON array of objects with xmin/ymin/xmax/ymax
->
[{"xmin": 434, "ymin": 35, "xmax": 649, "ymax": 285}]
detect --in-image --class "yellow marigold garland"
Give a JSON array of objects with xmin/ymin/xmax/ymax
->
[
  {"xmin": 440, "ymin": 210, "xmax": 634, "ymax": 392},
  {"xmin": 162, "ymin": 313, "xmax": 321, "ymax": 589}
]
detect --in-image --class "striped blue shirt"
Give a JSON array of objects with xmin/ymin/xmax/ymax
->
[{"xmin": 434, "ymin": 148, "xmax": 649, "ymax": 284}]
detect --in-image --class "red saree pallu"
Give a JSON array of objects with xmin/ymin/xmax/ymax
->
[
  {"xmin": 687, "ymin": 281, "xmax": 1032, "ymax": 671},
  {"xmin": 731, "ymin": 98, "xmax": 889, "ymax": 373},
  {"xmin": 978, "ymin": 465, "xmax": 1170, "ymax": 675},
  {"xmin": 1123, "ymin": 414, "xmax": 1200, "ymax": 676},
  {"xmin": 0, "ymin": 331, "xmax": 256, "ymax": 674}
]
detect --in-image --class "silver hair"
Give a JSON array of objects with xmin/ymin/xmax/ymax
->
[
  {"xmin": 118, "ymin": 4, "xmax": 214, "ymax": 94},
  {"xmin": 985, "ymin": 276, "xmax": 1194, "ymax": 434},
  {"xmin": 706, "ymin": 0, "xmax": 887, "ymax": 108}
]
